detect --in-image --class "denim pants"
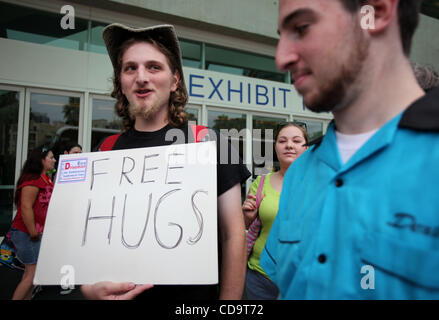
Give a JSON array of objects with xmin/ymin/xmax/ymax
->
[
  {"xmin": 10, "ymin": 228, "xmax": 41, "ymax": 265},
  {"xmin": 244, "ymin": 267, "xmax": 279, "ymax": 300}
]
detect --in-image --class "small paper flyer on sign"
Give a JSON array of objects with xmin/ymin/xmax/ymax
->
[
  {"xmin": 34, "ymin": 141, "xmax": 218, "ymax": 286},
  {"xmin": 57, "ymin": 158, "xmax": 88, "ymax": 183}
]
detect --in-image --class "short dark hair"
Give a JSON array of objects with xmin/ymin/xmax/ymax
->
[
  {"xmin": 338, "ymin": 0, "xmax": 422, "ymax": 56},
  {"xmin": 65, "ymin": 143, "xmax": 82, "ymax": 153}
]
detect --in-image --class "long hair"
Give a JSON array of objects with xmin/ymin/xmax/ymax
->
[
  {"xmin": 14, "ymin": 146, "xmax": 51, "ymax": 206},
  {"xmin": 111, "ymin": 37, "xmax": 188, "ymax": 132}
]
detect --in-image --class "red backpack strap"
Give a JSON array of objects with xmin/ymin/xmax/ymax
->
[
  {"xmin": 98, "ymin": 134, "xmax": 121, "ymax": 151},
  {"xmin": 190, "ymin": 124, "xmax": 208, "ymax": 143}
]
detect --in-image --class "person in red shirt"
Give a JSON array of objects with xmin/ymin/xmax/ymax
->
[{"xmin": 10, "ymin": 146, "xmax": 56, "ymax": 300}]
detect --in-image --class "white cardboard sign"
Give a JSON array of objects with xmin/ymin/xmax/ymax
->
[{"xmin": 35, "ymin": 141, "xmax": 218, "ymax": 286}]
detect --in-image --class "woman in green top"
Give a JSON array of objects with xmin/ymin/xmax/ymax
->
[{"xmin": 243, "ymin": 122, "xmax": 309, "ymax": 299}]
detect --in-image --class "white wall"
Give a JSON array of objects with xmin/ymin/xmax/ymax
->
[
  {"xmin": 104, "ymin": 0, "xmax": 279, "ymax": 40},
  {"xmin": 0, "ymin": 38, "xmax": 113, "ymax": 94}
]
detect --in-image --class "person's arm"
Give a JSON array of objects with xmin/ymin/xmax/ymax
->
[
  {"xmin": 20, "ymin": 185, "xmax": 40, "ymax": 240},
  {"xmin": 242, "ymin": 193, "xmax": 257, "ymax": 229},
  {"xmin": 242, "ymin": 177, "xmax": 262, "ymax": 229},
  {"xmin": 217, "ymin": 183, "xmax": 247, "ymax": 300},
  {"xmin": 81, "ymin": 282, "xmax": 153, "ymax": 300}
]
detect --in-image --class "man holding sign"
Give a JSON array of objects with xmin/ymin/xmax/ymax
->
[{"xmin": 80, "ymin": 23, "xmax": 250, "ymax": 300}]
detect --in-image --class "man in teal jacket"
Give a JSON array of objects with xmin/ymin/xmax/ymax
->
[{"xmin": 261, "ymin": 0, "xmax": 439, "ymax": 299}]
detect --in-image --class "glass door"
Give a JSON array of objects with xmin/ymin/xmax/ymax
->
[
  {"xmin": 0, "ymin": 86, "xmax": 24, "ymax": 235},
  {"xmin": 186, "ymin": 105, "xmax": 201, "ymax": 125},
  {"xmin": 89, "ymin": 96, "xmax": 121, "ymax": 152},
  {"xmin": 24, "ymin": 89, "xmax": 83, "ymax": 164},
  {"xmin": 207, "ymin": 108, "xmax": 247, "ymax": 199}
]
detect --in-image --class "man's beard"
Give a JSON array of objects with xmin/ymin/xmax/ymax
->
[
  {"xmin": 305, "ymin": 27, "xmax": 370, "ymax": 113},
  {"xmin": 129, "ymin": 101, "xmax": 164, "ymax": 121}
]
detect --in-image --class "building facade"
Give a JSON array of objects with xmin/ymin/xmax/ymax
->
[{"xmin": 0, "ymin": 0, "xmax": 438, "ymax": 235}]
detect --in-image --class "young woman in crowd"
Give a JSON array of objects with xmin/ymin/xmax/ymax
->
[
  {"xmin": 243, "ymin": 122, "xmax": 309, "ymax": 299},
  {"xmin": 10, "ymin": 146, "xmax": 56, "ymax": 299}
]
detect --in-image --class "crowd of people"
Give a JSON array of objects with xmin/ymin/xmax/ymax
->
[{"xmin": 3, "ymin": 0, "xmax": 439, "ymax": 300}]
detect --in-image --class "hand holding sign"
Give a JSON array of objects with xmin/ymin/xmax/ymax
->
[
  {"xmin": 81, "ymin": 282, "xmax": 154, "ymax": 300},
  {"xmin": 35, "ymin": 141, "xmax": 217, "ymax": 286}
]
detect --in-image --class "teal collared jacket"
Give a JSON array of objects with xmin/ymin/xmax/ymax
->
[{"xmin": 260, "ymin": 87, "xmax": 439, "ymax": 299}]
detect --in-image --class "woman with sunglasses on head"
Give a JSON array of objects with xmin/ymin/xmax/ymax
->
[
  {"xmin": 10, "ymin": 146, "xmax": 56, "ymax": 299},
  {"xmin": 242, "ymin": 122, "xmax": 309, "ymax": 300}
]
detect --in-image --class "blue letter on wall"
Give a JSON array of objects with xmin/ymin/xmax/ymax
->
[
  {"xmin": 278, "ymin": 88, "xmax": 291, "ymax": 108},
  {"xmin": 189, "ymin": 74, "xmax": 205, "ymax": 98},
  {"xmin": 256, "ymin": 85, "xmax": 269, "ymax": 105},
  {"xmin": 228, "ymin": 80, "xmax": 243, "ymax": 103},
  {"xmin": 208, "ymin": 78, "xmax": 224, "ymax": 101}
]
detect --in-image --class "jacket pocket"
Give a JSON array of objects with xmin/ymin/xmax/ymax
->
[
  {"xmin": 360, "ymin": 231, "xmax": 439, "ymax": 289},
  {"xmin": 279, "ymin": 223, "xmax": 301, "ymax": 244}
]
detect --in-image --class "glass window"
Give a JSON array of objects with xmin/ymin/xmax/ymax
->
[
  {"xmin": 422, "ymin": 1, "xmax": 439, "ymax": 20},
  {"xmin": 185, "ymin": 107, "xmax": 199, "ymax": 124},
  {"xmin": 90, "ymin": 98, "xmax": 122, "ymax": 151},
  {"xmin": 206, "ymin": 44, "xmax": 286, "ymax": 82},
  {"xmin": 294, "ymin": 118, "xmax": 324, "ymax": 141},
  {"xmin": 0, "ymin": 89, "xmax": 20, "ymax": 235},
  {"xmin": 207, "ymin": 110, "xmax": 247, "ymax": 157},
  {"xmin": 28, "ymin": 93, "xmax": 80, "ymax": 161},
  {"xmin": 89, "ymin": 21, "xmax": 107, "ymax": 54},
  {"xmin": 252, "ymin": 116, "xmax": 286, "ymax": 177},
  {"xmin": 208, "ymin": 109, "xmax": 247, "ymax": 199},
  {"xmin": 0, "ymin": 2, "xmax": 89, "ymax": 51},
  {"xmin": 180, "ymin": 39, "xmax": 201, "ymax": 68}
]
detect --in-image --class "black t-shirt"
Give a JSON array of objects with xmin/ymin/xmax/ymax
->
[{"xmin": 101, "ymin": 122, "xmax": 251, "ymax": 300}]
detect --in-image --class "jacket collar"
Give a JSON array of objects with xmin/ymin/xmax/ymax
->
[
  {"xmin": 308, "ymin": 86, "xmax": 439, "ymax": 150},
  {"xmin": 398, "ymin": 86, "xmax": 439, "ymax": 131}
]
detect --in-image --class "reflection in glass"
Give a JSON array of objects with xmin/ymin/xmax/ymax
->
[
  {"xmin": 185, "ymin": 107, "xmax": 199, "ymax": 124},
  {"xmin": 0, "ymin": 2, "xmax": 89, "ymax": 51},
  {"xmin": 0, "ymin": 90, "xmax": 19, "ymax": 235},
  {"xmin": 208, "ymin": 110, "xmax": 247, "ymax": 199},
  {"xmin": 295, "ymin": 119, "xmax": 323, "ymax": 141},
  {"xmin": 29, "ymin": 93, "xmax": 80, "ymax": 161},
  {"xmin": 206, "ymin": 44, "xmax": 285, "ymax": 82},
  {"xmin": 180, "ymin": 39, "xmax": 201, "ymax": 69},
  {"xmin": 252, "ymin": 116, "xmax": 285, "ymax": 177},
  {"xmin": 89, "ymin": 21, "xmax": 107, "ymax": 54},
  {"xmin": 91, "ymin": 98, "xmax": 121, "ymax": 151}
]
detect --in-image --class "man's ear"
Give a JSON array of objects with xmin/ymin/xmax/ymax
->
[
  {"xmin": 362, "ymin": 0, "xmax": 399, "ymax": 35},
  {"xmin": 171, "ymin": 71, "xmax": 180, "ymax": 93}
]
